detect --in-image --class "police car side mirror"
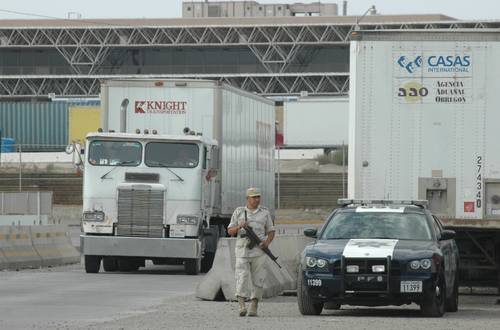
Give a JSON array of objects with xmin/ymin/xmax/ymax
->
[
  {"xmin": 439, "ymin": 229, "xmax": 456, "ymax": 241},
  {"xmin": 303, "ymin": 228, "xmax": 317, "ymax": 238}
]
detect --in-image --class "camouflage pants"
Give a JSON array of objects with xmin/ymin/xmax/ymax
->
[{"xmin": 235, "ymin": 254, "xmax": 267, "ymax": 300}]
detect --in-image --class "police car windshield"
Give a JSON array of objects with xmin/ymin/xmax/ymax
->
[{"xmin": 321, "ymin": 211, "xmax": 432, "ymax": 240}]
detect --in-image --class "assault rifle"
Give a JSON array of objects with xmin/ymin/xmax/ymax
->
[{"xmin": 244, "ymin": 210, "xmax": 281, "ymax": 268}]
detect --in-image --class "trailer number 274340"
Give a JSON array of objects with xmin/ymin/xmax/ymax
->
[{"xmin": 476, "ymin": 156, "xmax": 482, "ymax": 208}]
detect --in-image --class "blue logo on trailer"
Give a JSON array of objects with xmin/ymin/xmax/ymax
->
[
  {"xmin": 397, "ymin": 55, "xmax": 471, "ymax": 74},
  {"xmin": 397, "ymin": 55, "xmax": 423, "ymax": 74}
]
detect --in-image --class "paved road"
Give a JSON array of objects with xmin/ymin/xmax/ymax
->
[
  {"xmin": 1, "ymin": 262, "xmax": 499, "ymax": 330},
  {"xmin": 0, "ymin": 263, "xmax": 202, "ymax": 329}
]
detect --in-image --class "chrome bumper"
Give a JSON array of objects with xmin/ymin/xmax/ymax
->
[{"xmin": 80, "ymin": 235, "xmax": 202, "ymax": 258}]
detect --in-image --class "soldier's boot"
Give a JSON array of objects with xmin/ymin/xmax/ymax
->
[
  {"xmin": 238, "ymin": 296, "xmax": 247, "ymax": 317},
  {"xmin": 248, "ymin": 298, "xmax": 258, "ymax": 317}
]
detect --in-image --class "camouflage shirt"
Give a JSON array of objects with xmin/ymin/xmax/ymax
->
[{"xmin": 228, "ymin": 206, "xmax": 275, "ymax": 258}]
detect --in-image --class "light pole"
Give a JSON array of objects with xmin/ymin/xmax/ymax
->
[{"xmin": 348, "ymin": 5, "xmax": 376, "ymax": 38}]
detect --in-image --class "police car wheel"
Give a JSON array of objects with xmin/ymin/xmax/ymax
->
[
  {"xmin": 324, "ymin": 302, "xmax": 341, "ymax": 310},
  {"xmin": 297, "ymin": 271, "xmax": 323, "ymax": 315},
  {"xmin": 445, "ymin": 274, "xmax": 459, "ymax": 312},
  {"xmin": 420, "ymin": 271, "xmax": 446, "ymax": 317}
]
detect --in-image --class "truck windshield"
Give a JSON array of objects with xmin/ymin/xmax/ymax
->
[
  {"xmin": 145, "ymin": 142, "xmax": 199, "ymax": 168},
  {"xmin": 321, "ymin": 211, "xmax": 432, "ymax": 241},
  {"xmin": 88, "ymin": 140, "xmax": 142, "ymax": 166}
]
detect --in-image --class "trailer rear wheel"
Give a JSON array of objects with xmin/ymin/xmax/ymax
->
[
  {"xmin": 184, "ymin": 258, "xmax": 201, "ymax": 275},
  {"xmin": 84, "ymin": 255, "xmax": 101, "ymax": 274}
]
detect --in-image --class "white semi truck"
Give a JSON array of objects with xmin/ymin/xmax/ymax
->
[
  {"xmin": 79, "ymin": 79, "xmax": 275, "ymax": 274},
  {"xmin": 348, "ymin": 31, "xmax": 500, "ymax": 289}
]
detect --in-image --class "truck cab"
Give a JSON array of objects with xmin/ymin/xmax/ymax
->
[{"xmin": 80, "ymin": 130, "xmax": 219, "ymax": 275}]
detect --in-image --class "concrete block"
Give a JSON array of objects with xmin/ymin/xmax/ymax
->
[
  {"xmin": 196, "ymin": 235, "xmax": 313, "ymax": 301},
  {"xmin": 0, "ymin": 225, "xmax": 42, "ymax": 270},
  {"xmin": 0, "ymin": 227, "xmax": 11, "ymax": 270},
  {"xmin": 31, "ymin": 225, "xmax": 64, "ymax": 267},
  {"xmin": 38, "ymin": 225, "xmax": 79, "ymax": 265}
]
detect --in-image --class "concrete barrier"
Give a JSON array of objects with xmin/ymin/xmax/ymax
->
[
  {"xmin": 196, "ymin": 235, "xmax": 313, "ymax": 301},
  {"xmin": 0, "ymin": 225, "xmax": 79, "ymax": 270},
  {"xmin": 0, "ymin": 228, "xmax": 11, "ymax": 268},
  {"xmin": 32, "ymin": 225, "xmax": 79, "ymax": 265},
  {"xmin": 0, "ymin": 226, "xmax": 42, "ymax": 270}
]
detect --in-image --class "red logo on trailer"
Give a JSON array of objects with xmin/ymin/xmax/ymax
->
[
  {"xmin": 464, "ymin": 201, "xmax": 475, "ymax": 213},
  {"xmin": 135, "ymin": 101, "xmax": 146, "ymax": 113},
  {"xmin": 134, "ymin": 100, "xmax": 187, "ymax": 114}
]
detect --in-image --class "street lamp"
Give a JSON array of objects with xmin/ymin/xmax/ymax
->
[{"xmin": 349, "ymin": 5, "xmax": 376, "ymax": 38}]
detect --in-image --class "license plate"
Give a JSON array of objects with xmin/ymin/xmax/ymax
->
[
  {"xmin": 307, "ymin": 279, "xmax": 322, "ymax": 287},
  {"xmin": 400, "ymin": 281, "xmax": 422, "ymax": 293}
]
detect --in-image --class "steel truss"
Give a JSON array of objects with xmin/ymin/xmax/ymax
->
[
  {"xmin": 0, "ymin": 20, "xmax": 499, "ymax": 97},
  {"xmin": 0, "ymin": 73, "xmax": 349, "ymax": 98}
]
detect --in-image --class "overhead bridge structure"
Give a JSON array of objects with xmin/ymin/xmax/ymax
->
[{"xmin": 0, "ymin": 15, "xmax": 499, "ymax": 98}]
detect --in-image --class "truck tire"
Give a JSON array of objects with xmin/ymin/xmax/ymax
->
[
  {"xmin": 201, "ymin": 252, "xmax": 215, "ymax": 273},
  {"xmin": 420, "ymin": 271, "xmax": 446, "ymax": 317},
  {"xmin": 184, "ymin": 258, "xmax": 201, "ymax": 275},
  {"xmin": 297, "ymin": 271, "xmax": 323, "ymax": 315},
  {"xmin": 103, "ymin": 257, "xmax": 118, "ymax": 272},
  {"xmin": 85, "ymin": 255, "xmax": 101, "ymax": 273},
  {"xmin": 117, "ymin": 258, "xmax": 140, "ymax": 272}
]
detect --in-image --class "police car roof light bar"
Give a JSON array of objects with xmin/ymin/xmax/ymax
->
[{"xmin": 337, "ymin": 199, "xmax": 428, "ymax": 208}]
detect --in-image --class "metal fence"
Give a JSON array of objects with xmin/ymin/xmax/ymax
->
[{"xmin": 0, "ymin": 144, "xmax": 82, "ymax": 204}]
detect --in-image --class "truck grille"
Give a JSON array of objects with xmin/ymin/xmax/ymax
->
[{"xmin": 117, "ymin": 187, "xmax": 164, "ymax": 238}]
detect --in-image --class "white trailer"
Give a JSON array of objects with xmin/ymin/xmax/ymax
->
[
  {"xmin": 283, "ymin": 97, "xmax": 349, "ymax": 148},
  {"xmin": 348, "ymin": 31, "xmax": 500, "ymax": 288},
  {"xmin": 80, "ymin": 79, "xmax": 275, "ymax": 274}
]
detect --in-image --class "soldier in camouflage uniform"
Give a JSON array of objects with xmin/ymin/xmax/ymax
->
[{"xmin": 227, "ymin": 187, "xmax": 275, "ymax": 317}]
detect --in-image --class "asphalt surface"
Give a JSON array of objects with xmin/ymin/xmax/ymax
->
[{"xmin": 1, "ymin": 262, "xmax": 499, "ymax": 330}]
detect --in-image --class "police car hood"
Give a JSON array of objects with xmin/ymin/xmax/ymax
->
[{"xmin": 307, "ymin": 239, "xmax": 438, "ymax": 260}]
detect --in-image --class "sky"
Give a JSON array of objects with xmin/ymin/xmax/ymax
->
[{"xmin": 0, "ymin": 0, "xmax": 498, "ymax": 21}]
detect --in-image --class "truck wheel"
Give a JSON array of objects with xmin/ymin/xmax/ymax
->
[
  {"xmin": 297, "ymin": 271, "xmax": 323, "ymax": 315},
  {"xmin": 85, "ymin": 255, "xmax": 101, "ymax": 273},
  {"xmin": 184, "ymin": 258, "xmax": 201, "ymax": 275},
  {"xmin": 118, "ymin": 258, "xmax": 139, "ymax": 272},
  {"xmin": 201, "ymin": 252, "xmax": 215, "ymax": 273},
  {"xmin": 102, "ymin": 257, "xmax": 118, "ymax": 272},
  {"xmin": 445, "ymin": 274, "xmax": 459, "ymax": 312},
  {"xmin": 421, "ymin": 271, "xmax": 446, "ymax": 317}
]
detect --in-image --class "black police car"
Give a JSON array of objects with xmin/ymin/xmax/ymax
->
[{"xmin": 298, "ymin": 199, "xmax": 459, "ymax": 317}]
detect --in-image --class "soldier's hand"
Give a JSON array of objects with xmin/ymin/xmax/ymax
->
[
  {"xmin": 238, "ymin": 220, "xmax": 248, "ymax": 229},
  {"xmin": 259, "ymin": 240, "xmax": 269, "ymax": 249}
]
